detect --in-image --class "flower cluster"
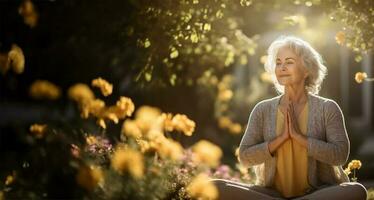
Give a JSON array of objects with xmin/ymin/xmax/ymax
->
[
  {"xmin": 191, "ymin": 140, "xmax": 223, "ymax": 168},
  {"xmin": 111, "ymin": 147, "xmax": 144, "ymax": 179},
  {"xmin": 91, "ymin": 77, "xmax": 113, "ymax": 96},
  {"xmin": 354, "ymin": 71, "xmax": 374, "ymax": 84},
  {"xmin": 0, "ymin": 44, "xmax": 25, "ymax": 75},
  {"xmin": 186, "ymin": 173, "xmax": 218, "ymax": 200},
  {"xmin": 344, "ymin": 159, "xmax": 362, "ymax": 182},
  {"xmin": 29, "ymin": 123, "xmax": 47, "ymax": 138},
  {"xmin": 122, "ymin": 106, "xmax": 196, "ymax": 140},
  {"xmin": 4, "ymin": 78, "xmax": 234, "ymax": 200},
  {"xmin": 218, "ymin": 116, "xmax": 242, "ymax": 135},
  {"xmin": 68, "ymin": 78, "xmax": 135, "ymax": 129},
  {"xmin": 66, "ymin": 80, "xmax": 226, "ymax": 199},
  {"xmin": 18, "ymin": 0, "xmax": 38, "ymax": 28},
  {"xmin": 29, "ymin": 80, "xmax": 61, "ymax": 100},
  {"xmin": 76, "ymin": 164, "xmax": 104, "ymax": 191}
]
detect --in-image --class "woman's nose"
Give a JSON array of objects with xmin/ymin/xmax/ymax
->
[{"xmin": 280, "ymin": 63, "xmax": 287, "ymax": 71}]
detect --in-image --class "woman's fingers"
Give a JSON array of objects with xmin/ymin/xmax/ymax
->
[
  {"xmin": 287, "ymin": 106, "xmax": 295, "ymax": 136},
  {"xmin": 289, "ymin": 103, "xmax": 296, "ymax": 125},
  {"xmin": 283, "ymin": 110, "xmax": 290, "ymax": 139},
  {"xmin": 287, "ymin": 110, "xmax": 291, "ymax": 131}
]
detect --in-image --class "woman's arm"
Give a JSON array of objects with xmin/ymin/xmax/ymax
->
[
  {"xmin": 239, "ymin": 102, "xmax": 286, "ymax": 167},
  {"xmin": 287, "ymin": 103, "xmax": 308, "ymax": 147},
  {"xmin": 307, "ymin": 100, "xmax": 350, "ymax": 166},
  {"xmin": 269, "ymin": 107, "xmax": 291, "ymax": 154},
  {"xmin": 268, "ymin": 134, "xmax": 289, "ymax": 155}
]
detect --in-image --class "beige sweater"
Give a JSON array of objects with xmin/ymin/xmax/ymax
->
[{"xmin": 239, "ymin": 92, "xmax": 350, "ymax": 192}]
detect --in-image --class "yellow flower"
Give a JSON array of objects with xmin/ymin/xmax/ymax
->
[
  {"xmin": 30, "ymin": 124, "xmax": 47, "ymax": 138},
  {"xmin": 111, "ymin": 147, "xmax": 144, "ymax": 179},
  {"xmin": 135, "ymin": 106, "xmax": 162, "ymax": 133},
  {"xmin": 218, "ymin": 89, "xmax": 233, "ymax": 101},
  {"xmin": 122, "ymin": 119, "xmax": 142, "ymax": 139},
  {"xmin": 171, "ymin": 114, "xmax": 196, "ymax": 136},
  {"xmin": 186, "ymin": 173, "xmax": 218, "ymax": 200},
  {"xmin": 5, "ymin": 175, "xmax": 14, "ymax": 185},
  {"xmin": 29, "ymin": 80, "xmax": 61, "ymax": 100},
  {"xmin": 106, "ymin": 113, "xmax": 119, "ymax": 124},
  {"xmin": 91, "ymin": 77, "xmax": 113, "ymax": 96},
  {"xmin": 86, "ymin": 135, "xmax": 98, "ymax": 145},
  {"xmin": 136, "ymin": 139, "xmax": 153, "ymax": 153},
  {"xmin": 160, "ymin": 113, "xmax": 174, "ymax": 132},
  {"xmin": 335, "ymin": 31, "xmax": 345, "ymax": 45},
  {"xmin": 76, "ymin": 165, "xmax": 104, "ymax": 191},
  {"xmin": 218, "ymin": 116, "xmax": 231, "ymax": 128},
  {"xmin": 154, "ymin": 137, "xmax": 184, "ymax": 161},
  {"xmin": 146, "ymin": 129, "xmax": 164, "ymax": 141},
  {"xmin": 8, "ymin": 44, "xmax": 25, "ymax": 74},
  {"xmin": 80, "ymin": 99, "xmax": 106, "ymax": 119},
  {"xmin": 0, "ymin": 44, "xmax": 25, "ymax": 75},
  {"xmin": 97, "ymin": 118, "xmax": 106, "ymax": 129},
  {"xmin": 192, "ymin": 140, "xmax": 223, "ymax": 167},
  {"xmin": 218, "ymin": 117, "xmax": 242, "ymax": 135},
  {"xmin": 348, "ymin": 160, "xmax": 362, "ymax": 170},
  {"xmin": 67, "ymin": 83, "xmax": 95, "ymax": 104},
  {"xmin": 355, "ymin": 72, "xmax": 367, "ymax": 83},
  {"xmin": 82, "ymin": 96, "xmax": 135, "ymax": 128},
  {"xmin": 18, "ymin": 0, "xmax": 38, "ymax": 28},
  {"xmin": 68, "ymin": 83, "xmax": 134, "ymax": 128},
  {"xmin": 228, "ymin": 123, "xmax": 242, "ymax": 135},
  {"xmin": 105, "ymin": 96, "xmax": 135, "ymax": 120}
]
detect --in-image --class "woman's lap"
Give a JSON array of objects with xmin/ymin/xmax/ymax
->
[
  {"xmin": 209, "ymin": 178, "xmax": 284, "ymax": 200},
  {"xmin": 209, "ymin": 179, "xmax": 367, "ymax": 200},
  {"xmin": 292, "ymin": 182, "xmax": 367, "ymax": 200}
]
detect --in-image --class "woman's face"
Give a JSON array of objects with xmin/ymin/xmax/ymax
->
[{"xmin": 275, "ymin": 46, "xmax": 308, "ymax": 87}]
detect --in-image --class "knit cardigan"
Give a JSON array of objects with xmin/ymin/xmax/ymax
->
[{"xmin": 238, "ymin": 92, "xmax": 350, "ymax": 191}]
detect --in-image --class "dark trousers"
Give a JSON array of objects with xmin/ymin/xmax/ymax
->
[{"xmin": 209, "ymin": 179, "xmax": 367, "ymax": 200}]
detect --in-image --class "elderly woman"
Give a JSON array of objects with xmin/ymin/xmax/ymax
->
[{"xmin": 210, "ymin": 36, "xmax": 367, "ymax": 200}]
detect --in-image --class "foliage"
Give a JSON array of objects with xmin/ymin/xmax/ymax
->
[{"xmin": 0, "ymin": 78, "xmax": 253, "ymax": 199}]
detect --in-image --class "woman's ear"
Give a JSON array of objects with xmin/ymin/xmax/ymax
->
[
  {"xmin": 304, "ymin": 71, "xmax": 310, "ymax": 85},
  {"xmin": 304, "ymin": 71, "xmax": 309, "ymax": 79}
]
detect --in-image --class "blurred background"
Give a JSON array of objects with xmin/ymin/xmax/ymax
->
[{"xmin": 0, "ymin": 0, "xmax": 373, "ymax": 199}]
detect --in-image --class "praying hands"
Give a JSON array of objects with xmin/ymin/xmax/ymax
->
[{"xmin": 283, "ymin": 102, "xmax": 308, "ymax": 148}]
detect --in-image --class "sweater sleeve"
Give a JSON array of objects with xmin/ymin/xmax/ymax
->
[
  {"xmin": 239, "ymin": 102, "xmax": 274, "ymax": 167},
  {"xmin": 307, "ymin": 100, "xmax": 350, "ymax": 166}
]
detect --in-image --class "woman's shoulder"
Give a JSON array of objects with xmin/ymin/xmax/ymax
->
[
  {"xmin": 311, "ymin": 94, "xmax": 339, "ymax": 105},
  {"xmin": 310, "ymin": 94, "xmax": 343, "ymax": 113},
  {"xmin": 252, "ymin": 95, "xmax": 281, "ymax": 111}
]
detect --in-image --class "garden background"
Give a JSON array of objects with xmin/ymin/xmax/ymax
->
[{"xmin": 0, "ymin": 0, "xmax": 374, "ymax": 199}]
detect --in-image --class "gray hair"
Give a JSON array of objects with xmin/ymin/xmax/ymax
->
[{"xmin": 264, "ymin": 35, "xmax": 327, "ymax": 95}]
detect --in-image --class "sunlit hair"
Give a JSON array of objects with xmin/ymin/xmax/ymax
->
[{"xmin": 264, "ymin": 35, "xmax": 327, "ymax": 95}]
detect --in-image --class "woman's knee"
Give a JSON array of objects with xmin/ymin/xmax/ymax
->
[
  {"xmin": 351, "ymin": 183, "xmax": 367, "ymax": 200},
  {"xmin": 343, "ymin": 182, "xmax": 367, "ymax": 200},
  {"xmin": 209, "ymin": 178, "xmax": 228, "ymax": 187}
]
